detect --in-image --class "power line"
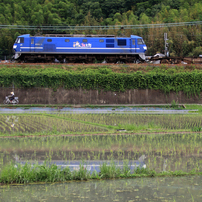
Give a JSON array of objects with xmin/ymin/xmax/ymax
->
[{"xmin": 0, "ymin": 21, "xmax": 202, "ymax": 30}]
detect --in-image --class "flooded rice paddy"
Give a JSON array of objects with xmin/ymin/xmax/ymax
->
[
  {"xmin": 1, "ymin": 175, "xmax": 202, "ymax": 202},
  {"xmin": 1, "ymin": 111, "xmax": 202, "ymax": 201},
  {"xmin": 0, "ymin": 115, "xmax": 107, "ymax": 134},
  {"xmin": 0, "ymin": 113, "xmax": 202, "ymax": 134},
  {"xmin": 1, "ymin": 133, "xmax": 202, "ymax": 173}
]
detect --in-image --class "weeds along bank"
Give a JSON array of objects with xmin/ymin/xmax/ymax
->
[
  {"xmin": 1, "ymin": 162, "xmax": 202, "ymax": 185},
  {"xmin": 1, "ymin": 65, "xmax": 202, "ymax": 104}
]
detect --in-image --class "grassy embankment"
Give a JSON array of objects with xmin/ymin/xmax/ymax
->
[
  {"xmin": 1, "ymin": 162, "xmax": 202, "ymax": 185},
  {"xmin": 0, "ymin": 64, "xmax": 202, "ymax": 93}
]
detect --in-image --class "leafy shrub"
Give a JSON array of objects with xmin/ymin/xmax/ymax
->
[
  {"xmin": 191, "ymin": 126, "xmax": 202, "ymax": 132},
  {"xmin": 188, "ymin": 46, "xmax": 202, "ymax": 57},
  {"xmin": 0, "ymin": 67, "xmax": 202, "ymax": 95}
]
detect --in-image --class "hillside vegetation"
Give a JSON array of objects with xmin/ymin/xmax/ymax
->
[{"xmin": 0, "ymin": 0, "xmax": 202, "ymax": 58}]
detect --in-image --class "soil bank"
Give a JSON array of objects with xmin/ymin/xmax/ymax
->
[{"xmin": 0, "ymin": 88, "xmax": 201, "ymax": 104}]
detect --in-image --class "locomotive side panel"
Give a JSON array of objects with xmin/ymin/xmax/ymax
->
[
  {"xmin": 13, "ymin": 34, "xmax": 147, "ymax": 63},
  {"xmin": 54, "ymin": 37, "xmax": 132, "ymax": 55}
]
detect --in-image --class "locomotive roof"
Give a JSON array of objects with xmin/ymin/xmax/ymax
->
[
  {"xmin": 44, "ymin": 34, "xmax": 116, "ymax": 37},
  {"xmin": 18, "ymin": 34, "xmax": 142, "ymax": 38}
]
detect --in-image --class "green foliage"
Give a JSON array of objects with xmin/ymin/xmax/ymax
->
[
  {"xmin": 99, "ymin": 162, "xmax": 122, "ymax": 178},
  {"xmin": 191, "ymin": 126, "xmax": 202, "ymax": 132},
  {"xmin": 0, "ymin": 67, "xmax": 202, "ymax": 95},
  {"xmin": 188, "ymin": 46, "xmax": 202, "ymax": 57},
  {"xmin": 171, "ymin": 100, "xmax": 179, "ymax": 108},
  {"xmin": 1, "ymin": 162, "xmax": 202, "ymax": 184}
]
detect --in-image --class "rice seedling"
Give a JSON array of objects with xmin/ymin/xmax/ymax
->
[
  {"xmin": 52, "ymin": 113, "xmax": 202, "ymax": 133},
  {"xmin": 2, "ymin": 113, "xmax": 202, "ymax": 136}
]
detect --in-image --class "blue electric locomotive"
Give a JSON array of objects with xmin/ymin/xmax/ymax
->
[{"xmin": 13, "ymin": 34, "xmax": 147, "ymax": 63}]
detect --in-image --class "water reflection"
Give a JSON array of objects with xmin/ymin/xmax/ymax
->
[
  {"xmin": 0, "ymin": 107, "xmax": 194, "ymax": 114},
  {"xmin": 1, "ymin": 176, "xmax": 202, "ymax": 202},
  {"xmin": 9, "ymin": 152, "xmax": 202, "ymax": 173},
  {"xmin": 1, "ymin": 133, "xmax": 202, "ymax": 173},
  {"xmin": 13, "ymin": 154, "xmax": 147, "ymax": 173}
]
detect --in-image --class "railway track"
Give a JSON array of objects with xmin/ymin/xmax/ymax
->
[
  {"xmin": 147, "ymin": 56, "xmax": 202, "ymax": 64},
  {"xmin": 1, "ymin": 56, "xmax": 202, "ymax": 65}
]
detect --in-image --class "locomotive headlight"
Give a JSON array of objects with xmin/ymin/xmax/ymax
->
[
  {"xmin": 13, "ymin": 45, "xmax": 17, "ymax": 49},
  {"xmin": 143, "ymin": 46, "xmax": 147, "ymax": 50}
]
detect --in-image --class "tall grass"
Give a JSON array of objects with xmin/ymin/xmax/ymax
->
[
  {"xmin": 1, "ymin": 162, "xmax": 201, "ymax": 185},
  {"xmin": 0, "ymin": 163, "xmax": 89, "ymax": 184}
]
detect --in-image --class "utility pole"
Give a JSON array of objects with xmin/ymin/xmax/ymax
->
[{"xmin": 164, "ymin": 33, "xmax": 169, "ymax": 57}]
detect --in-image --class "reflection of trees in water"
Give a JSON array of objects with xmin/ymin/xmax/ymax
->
[
  {"xmin": 11, "ymin": 149, "xmax": 147, "ymax": 161},
  {"xmin": 12, "ymin": 150, "xmax": 147, "ymax": 161},
  {"xmin": 13, "ymin": 149, "xmax": 201, "ymax": 172},
  {"xmin": 1, "ymin": 133, "xmax": 202, "ymax": 173}
]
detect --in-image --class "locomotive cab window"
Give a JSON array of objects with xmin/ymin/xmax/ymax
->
[
  {"xmin": 137, "ymin": 39, "xmax": 144, "ymax": 44},
  {"xmin": 106, "ymin": 39, "xmax": 114, "ymax": 43},
  {"xmin": 118, "ymin": 39, "xmax": 126, "ymax": 46},
  {"xmin": 47, "ymin": 39, "xmax": 52, "ymax": 42},
  {"xmin": 31, "ymin": 39, "xmax": 34, "ymax": 44},
  {"xmin": 106, "ymin": 44, "xmax": 114, "ymax": 48},
  {"xmin": 132, "ymin": 40, "xmax": 135, "ymax": 45},
  {"xmin": 65, "ymin": 39, "xmax": 70, "ymax": 42},
  {"xmin": 82, "ymin": 39, "xmax": 87, "ymax": 42},
  {"xmin": 15, "ymin": 37, "xmax": 24, "ymax": 44}
]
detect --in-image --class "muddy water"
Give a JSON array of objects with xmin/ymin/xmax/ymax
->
[{"xmin": 1, "ymin": 175, "xmax": 202, "ymax": 202}]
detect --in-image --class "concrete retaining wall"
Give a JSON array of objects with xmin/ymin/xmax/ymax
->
[{"xmin": 0, "ymin": 88, "xmax": 201, "ymax": 104}]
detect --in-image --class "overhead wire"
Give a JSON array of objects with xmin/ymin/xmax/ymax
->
[{"xmin": 0, "ymin": 21, "xmax": 201, "ymax": 30}]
